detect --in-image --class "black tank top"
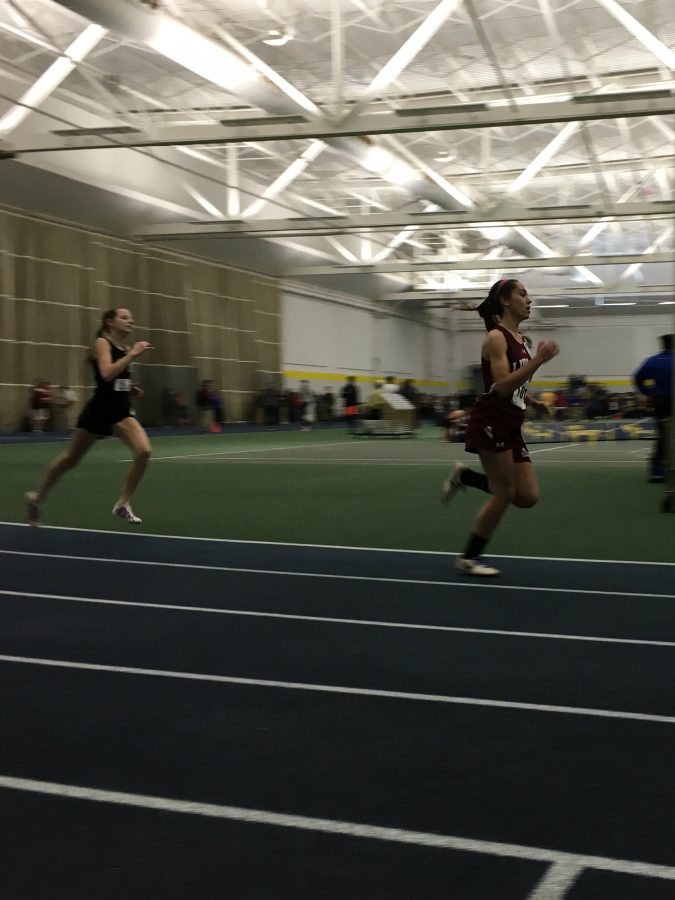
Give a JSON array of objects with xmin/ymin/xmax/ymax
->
[{"xmin": 90, "ymin": 339, "xmax": 132, "ymax": 406}]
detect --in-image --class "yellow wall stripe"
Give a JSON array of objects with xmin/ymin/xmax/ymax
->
[{"xmin": 284, "ymin": 370, "xmax": 449, "ymax": 388}]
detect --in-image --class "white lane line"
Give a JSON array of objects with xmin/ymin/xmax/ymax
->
[
  {"xmin": 2, "ymin": 521, "xmax": 673, "ymax": 567},
  {"xmin": 1, "ymin": 550, "xmax": 674, "ymax": 600},
  {"xmin": 1, "ymin": 653, "xmax": 675, "ymax": 724},
  {"xmin": 2, "ymin": 589, "xmax": 675, "ymax": 648},
  {"xmin": 0, "ymin": 774, "xmax": 674, "ymax": 882},
  {"xmin": 138, "ymin": 456, "xmax": 644, "ymax": 467},
  {"xmin": 121, "ymin": 439, "xmax": 351, "ymax": 462},
  {"xmin": 529, "ymin": 443, "xmax": 585, "ymax": 455},
  {"xmin": 526, "ymin": 861, "xmax": 584, "ymax": 899}
]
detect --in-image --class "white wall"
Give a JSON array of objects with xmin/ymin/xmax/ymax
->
[
  {"xmin": 281, "ymin": 284, "xmax": 452, "ymax": 394},
  {"xmin": 450, "ymin": 312, "xmax": 673, "ymax": 390}
]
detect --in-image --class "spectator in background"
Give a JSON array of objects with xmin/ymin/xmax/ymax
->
[
  {"xmin": 365, "ymin": 380, "xmax": 386, "ymax": 419},
  {"xmin": 298, "ymin": 379, "xmax": 314, "ymax": 431},
  {"xmin": 53, "ymin": 385, "xmax": 78, "ymax": 431},
  {"xmin": 340, "ymin": 375, "xmax": 360, "ymax": 433},
  {"xmin": 173, "ymin": 391, "xmax": 189, "ymax": 425},
  {"xmin": 160, "ymin": 388, "xmax": 175, "ymax": 426},
  {"xmin": 196, "ymin": 380, "xmax": 214, "ymax": 430},
  {"xmin": 321, "ymin": 388, "xmax": 335, "ymax": 423},
  {"xmin": 261, "ymin": 383, "xmax": 279, "ymax": 426},
  {"xmin": 399, "ymin": 379, "xmax": 421, "ymax": 426},
  {"xmin": 634, "ymin": 334, "xmax": 673, "ymax": 483},
  {"xmin": 30, "ymin": 380, "xmax": 52, "ymax": 432},
  {"xmin": 538, "ymin": 388, "xmax": 556, "ymax": 418},
  {"xmin": 196, "ymin": 379, "xmax": 224, "ymax": 432}
]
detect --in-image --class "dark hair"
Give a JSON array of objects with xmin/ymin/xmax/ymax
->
[
  {"xmin": 661, "ymin": 334, "xmax": 673, "ymax": 352},
  {"xmin": 87, "ymin": 308, "xmax": 119, "ymax": 363},
  {"xmin": 476, "ymin": 279, "xmax": 518, "ymax": 332},
  {"xmin": 96, "ymin": 309, "xmax": 118, "ymax": 338}
]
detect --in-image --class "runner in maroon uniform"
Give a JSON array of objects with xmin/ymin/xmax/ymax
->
[{"xmin": 441, "ymin": 279, "xmax": 559, "ymax": 576}]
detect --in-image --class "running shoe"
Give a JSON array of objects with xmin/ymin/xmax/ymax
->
[
  {"xmin": 455, "ymin": 557, "xmax": 500, "ymax": 577},
  {"xmin": 25, "ymin": 491, "xmax": 42, "ymax": 527},
  {"xmin": 440, "ymin": 462, "xmax": 466, "ymax": 504},
  {"xmin": 112, "ymin": 502, "xmax": 142, "ymax": 525}
]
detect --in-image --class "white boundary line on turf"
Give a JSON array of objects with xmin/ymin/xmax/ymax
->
[
  {"xmin": 3, "ymin": 589, "xmax": 675, "ymax": 647},
  {"xmin": 1, "ymin": 551, "xmax": 675, "ymax": 599},
  {"xmin": 119, "ymin": 439, "xmax": 351, "ymax": 462},
  {"xmin": 1, "ymin": 776, "xmax": 675, "ymax": 884},
  {"xmin": 1, "ymin": 522, "xmax": 674, "ymax": 567},
  {"xmin": 130, "ymin": 456, "xmax": 644, "ymax": 467},
  {"xmin": 1, "ymin": 776, "xmax": 674, "ymax": 882},
  {"xmin": 2, "ymin": 653, "xmax": 675, "ymax": 724}
]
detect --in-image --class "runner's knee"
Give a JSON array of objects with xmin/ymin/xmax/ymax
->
[{"xmin": 513, "ymin": 491, "xmax": 538, "ymax": 508}]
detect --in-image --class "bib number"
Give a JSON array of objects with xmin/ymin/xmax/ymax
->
[
  {"xmin": 512, "ymin": 383, "xmax": 528, "ymax": 410},
  {"xmin": 114, "ymin": 379, "xmax": 131, "ymax": 392}
]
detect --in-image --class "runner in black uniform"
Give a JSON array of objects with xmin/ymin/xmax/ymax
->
[
  {"xmin": 26, "ymin": 308, "xmax": 154, "ymax": 526},
  {"xmin": 440, "ymin": 279, "xmax": 559, "ymax": 576}
]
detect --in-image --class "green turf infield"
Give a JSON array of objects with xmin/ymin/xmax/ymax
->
[{"xmin": 1, "ymin": 427, "xmax": 673, "ymax": 563}]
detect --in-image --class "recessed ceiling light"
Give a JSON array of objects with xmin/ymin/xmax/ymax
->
[{"xmin": 262, "ymin": 30, "xmax": 294, "ymax": 46}]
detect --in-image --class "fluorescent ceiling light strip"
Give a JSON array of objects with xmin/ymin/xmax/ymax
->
[
  {"xmin": 596, "ymin": 0, "xmax": 675, "ymax": 69},
  {"xmin": 179, "ymin": 181, "xmax": 224, "ymax": 219},
  {"xmin": 575, "ymin": 266, "xmax": 603, "ymax": 286},
  {"xmin": 296, "ymin": 196, "xmax": 342, "ymax": 216},
  {"xmin": 513, "ymin": 226, "xmax": 556, "ymax": 256},
  {"xmin": 604, "ymin": 302, "xmax": 636, "ymax": 306},
  {"xmin": 0, "ymin": 21, "xmax": 55, "ymax": 52},
  {"xmin": 243, "ymin": 142, "xmax": 326, "ymax": 218},
  {"xmin": 577, "ymin": 184, "xmax": 640, "ymax": 248},
  {"xmin": 147, "ymin": 19, "xmax": 257, "ymax": 92},
  {"xmin": 620, "ymin": 225, "xmax": 673, "ymax": 278},
  {"xmin": 508, "ymin": 122, "xmax": 578, "ymax": 193},
  {"xmin": 0, "ymin": 24, "xmax": 106, "ymax": 135},
  {"xmin": 538, "ymin": 304, "xmax": 569, "ymax": 308},
  {"xmin": 363, "ymin": 0, "xmax": 464, "ymax": 100},
  {"xmin": 371, "ymin": 226, "xmax": 418, "ymax": 262},
  {"xmin": 273, "ymin": 239, "xmax": 340, "ymax": 261},
  {"xmin": 324, "ymin": 237, "xmax": 359, "ymax": 262}
]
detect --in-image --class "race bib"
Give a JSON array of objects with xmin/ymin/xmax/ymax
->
[{"xmin": 114, "ymin": 378, "xmax": 131, "ymax": 392}]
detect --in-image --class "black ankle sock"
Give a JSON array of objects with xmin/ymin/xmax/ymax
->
[
  {"xmin": 463, "ymin": 533, "xmax": 489, "ymax": 560},
  {"xmin": 459, "ymin": 468, "xmax": 490, "ymax": 493}
]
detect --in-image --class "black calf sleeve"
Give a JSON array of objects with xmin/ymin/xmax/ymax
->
[
  {"xmin": 463, "ymin": 533, "xmax": 490, "ymax": 560},
  {"xmin": 460, "ymin": 468, "xmax": 490, "ymax": 493}
]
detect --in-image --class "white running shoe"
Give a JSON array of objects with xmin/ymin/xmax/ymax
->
[
  {"xmin": 25, "ymin": 491, "xmax": 42, "ymax": 527},
  {"xmin": 440, "ymin": 462, "xmax": 466, "ymax": 505},
  {"xmin": 113, "ymin": 502, "xmax": 142, "ymax": 525},
  {"xmin": 455, "ymin": 557, "xmax": 500, "ymax": 577}
]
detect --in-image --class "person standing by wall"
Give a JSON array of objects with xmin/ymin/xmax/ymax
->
[
  {"xmin": 634, "ymin": 334, "xmax": 673, "ymax": 483},
  {"xmin": 340, "ymin": 375, "xmax": 360, "ymax": 433},
  {"xmin": 25, "ymin": 308, "xmax": 153, "ymax": 526}
]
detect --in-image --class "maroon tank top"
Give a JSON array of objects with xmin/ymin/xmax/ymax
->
[{"xmin": 474, "ymin": 325, "xmax": 532, "ymax": 427}]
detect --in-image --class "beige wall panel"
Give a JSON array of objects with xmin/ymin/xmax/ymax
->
[
  {"xmin": 0, "ymin": 341, "xmax": 19, "ymax": 385},
  {"xmin": 1, "ymin": 209, "xmax": 281, "ymax": 428}
]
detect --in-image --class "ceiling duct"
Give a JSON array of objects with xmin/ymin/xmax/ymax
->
[{"xmin": 53, "ymin": 0, "xmax": 541, "ymax": 261}]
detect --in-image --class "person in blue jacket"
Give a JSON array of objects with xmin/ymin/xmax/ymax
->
[{"xmin": 634, "ymin": 334, "xmax": 673, "ymax": 482}]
